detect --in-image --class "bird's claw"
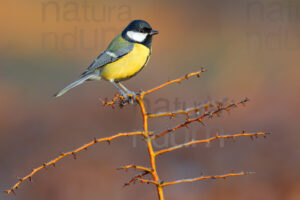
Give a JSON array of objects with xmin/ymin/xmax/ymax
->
[{"xmin": 119, "ymin": 90, "xmax": 137, "ymax": 105}]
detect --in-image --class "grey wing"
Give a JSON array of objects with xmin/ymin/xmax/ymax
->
[{"xmin": 80, "ymin": 43, "xmax": 134, "ymax": 77}]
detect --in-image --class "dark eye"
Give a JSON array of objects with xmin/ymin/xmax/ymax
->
[{"xmin": 140, "ymin": 28, "xmax": 151, "ymax": 33}]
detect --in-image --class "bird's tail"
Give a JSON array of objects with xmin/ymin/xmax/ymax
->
[{"xmin": 53, "ymin": 74, "xmax": 97, "ymax": 98}]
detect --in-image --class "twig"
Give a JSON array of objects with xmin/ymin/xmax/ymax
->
[
  {"xmin": 137, "ymin": 179, "xmax": 159, "ymax": 185},
  {"xmin": 156, "ymin": 132, "xmax": 269, "ymax": 156},
  {"xmin": 147, "ymin": 99, "xmax": 227, "ymax": 118},
  {"xmin": 4, "ymin": 131, "xmax": 143, "ymax": 195},
  {"xmin": 161, "ymin": 172, "xmax": 252, "ymax": 187},
  {"xmin": 117, "ymin": 165, "xmax": 152, "ymax": 173},
  {"xmin": 152, "ymin": 98, "xmax": 249, "ymax": 140},
  {"xmin": 124, "ymin": 171, "xmax": 150, "ymax": 187},
  {"xmin": 141, "ymin": 69, "xmax": 206, "ymax": 96}
]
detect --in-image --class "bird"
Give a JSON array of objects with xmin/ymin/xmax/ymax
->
[{"xmin": 53, "ymin": 20, "xmax": 159, "ymax": 99}]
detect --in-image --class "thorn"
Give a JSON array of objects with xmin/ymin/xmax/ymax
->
[
  {"xmin": 211, "ymin": 176, "xmax": 216, "ymax": 179},
  {"xmin": 107, "ymin": 140, "xmax": 111, "ymax": 145},
  {"xmin": 184, "ymin": 123, "xmax": 189, "ymax": 129},
  {"xmin": 84, "ymin": 147, "xmax": 88, "ymax": 151},
  {"xmin": 43, "ymin": 163, "xmax": 47, "ymax": 168},
  {"xmin": 94, "ymin": 137, "xmax": 98, "ymax": 143},
  {"xmin": 99, "ymin": 97, "xmax": 105, "ymax": 105},
  {"xmin": 198, "ymin": 119, "xmax": 206, "ymax": 126},
  {"xmin": 232, "ymin": 136, "xmax": 236, "ymax": 142},
  {"xmin": 52, "ymin": 163, "xmax": 56, "ymax": 167},
  {"xmin": 197, "ymin": 73, "xmax": 200, "ymax": 78},
  {"xmin": 72, "ymin": 152, "xmax": 77, "ymax": 160},
  {"xmin": 16, "ymin": 176, "xmax": 23, "ymax": 182},
  {"xmin": 185, "ymin": 74, "xmax": 189, "ymax": 79},
  {"xmin": 28, "ymin": 176, "xmax": 32, "ymax": 182},
  {"xmin": 242, "ymin": 130, "xmax": 245, "ymax": 134},
  {"xmin": 250, "ymin": 135, "xmax": 254, "ymax": 141},
  {"xmin": 60, "ymin": 152, "xmax": 64, "ymax": 156},
  {"xmin": 11, "ymin": 189, "xmax": 16, "ymax": 195},
  {"xmin": 185, "ymin": 113, "xmax": 191, "ymax": 120},
  {"xmin": 3, "ymin": 190, "xmax": 9, "ymax": 194},
  {"xmin": 170, "ymin": 113, "xmax": 175, "ymax": 119}
]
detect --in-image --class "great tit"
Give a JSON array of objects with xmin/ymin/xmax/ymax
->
[{"xmin": 54, "ymin": 20, "xmax": 159, "ymax": 99}]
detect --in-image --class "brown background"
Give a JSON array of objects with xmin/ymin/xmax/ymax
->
[{"xmin": 1, "ymin": 0, "xmax": 299, "ymax": 199}]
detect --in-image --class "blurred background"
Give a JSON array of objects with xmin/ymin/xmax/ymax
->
[{"xmin": 1, "ymin": 0, "xmax": 299, "ymax": 199}]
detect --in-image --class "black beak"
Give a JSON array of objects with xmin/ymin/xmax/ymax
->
[{"xmin": 150, "ymin": 30, "xmax": 159, "ymax": 35}]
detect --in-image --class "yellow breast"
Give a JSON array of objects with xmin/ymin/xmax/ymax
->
[{"xmin": 100, "ymin": 43, "xmax": 150, "ymax": 81}]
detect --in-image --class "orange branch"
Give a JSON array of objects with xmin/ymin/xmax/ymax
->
[
  {"xmin": 147, "ymin": 99, "xmax": 227, "ymax": 118},
  {"xmin": 4, "ymin": 131, "xmax": 143, "ymax": 195},
  {"xmin": 137, "ymin": 179, "xmax": 159, "ymax": 185},
  {"xmin": 156, "ymin": 132, "xmax": 268, "ymax": 156},
  {"xmin": 124, "ymin": 171, "xmax": 150, "ymax": 187},
  {"xmin": 141, "ymin": 68, "xmax": 206, "ymax": 96},
  {"xmin": 136, "ymin": 96, "xmax": 165, "ymax": 200},
  {"xmin": 152, "ymin": 98, "xmax": 249, "ymax": 140},
  {"xmin": 161, "ymin": 172, "xmax": 252, "ymax": 187},
  {"xmin": 117, "ymin": 164, "xmax": 152, "ymax": 173}
]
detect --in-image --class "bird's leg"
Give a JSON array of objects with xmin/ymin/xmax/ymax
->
[
  {"xmin": 110, "ymin": 80, "xmax": 128, "ymax": 99},
  {"xmin": 118, "ymin": 82, "xmax": 136, "ymax": 100}
]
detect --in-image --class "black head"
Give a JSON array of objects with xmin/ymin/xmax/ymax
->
[{"xmin": 122, "ymin": 20, "xmax": 159, "ymax": 48}]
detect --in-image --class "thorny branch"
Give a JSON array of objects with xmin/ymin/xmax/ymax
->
[
  {"xmin": 5, "ymin": 69, "xmax": 268, "ymax": 200},
  {"xmin": 160, "ymin": 172, "xmax": 253, "ymax": 187},
  {"xmin": 117, "ymin": 164, "xmax": 152, "ymax": 173},
  {"xmin": 141, "ymin": 68, "xmax": 206, "ymax": 96},
  {"xmin": 147, "ymin": 99, "xmax": 228, "ymax": 118},
  {"xmin": 4, "ymin": 131, "xmax": 143, "ymax": 195},
  {"xmin": 123, "ymin": 171, "xmax": 151, "ymax": 187},
  {"xmin": 155, "ymin": 132, "xmax": 269, "ymax": 156},
  {"xmin": 152, "ymin": 98, "xmax": 249, "ymax": 140}
]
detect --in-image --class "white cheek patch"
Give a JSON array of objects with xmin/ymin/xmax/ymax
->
[{"xmin": 126, "ymin": 31, "xmax": 147, "ymax": 42}]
